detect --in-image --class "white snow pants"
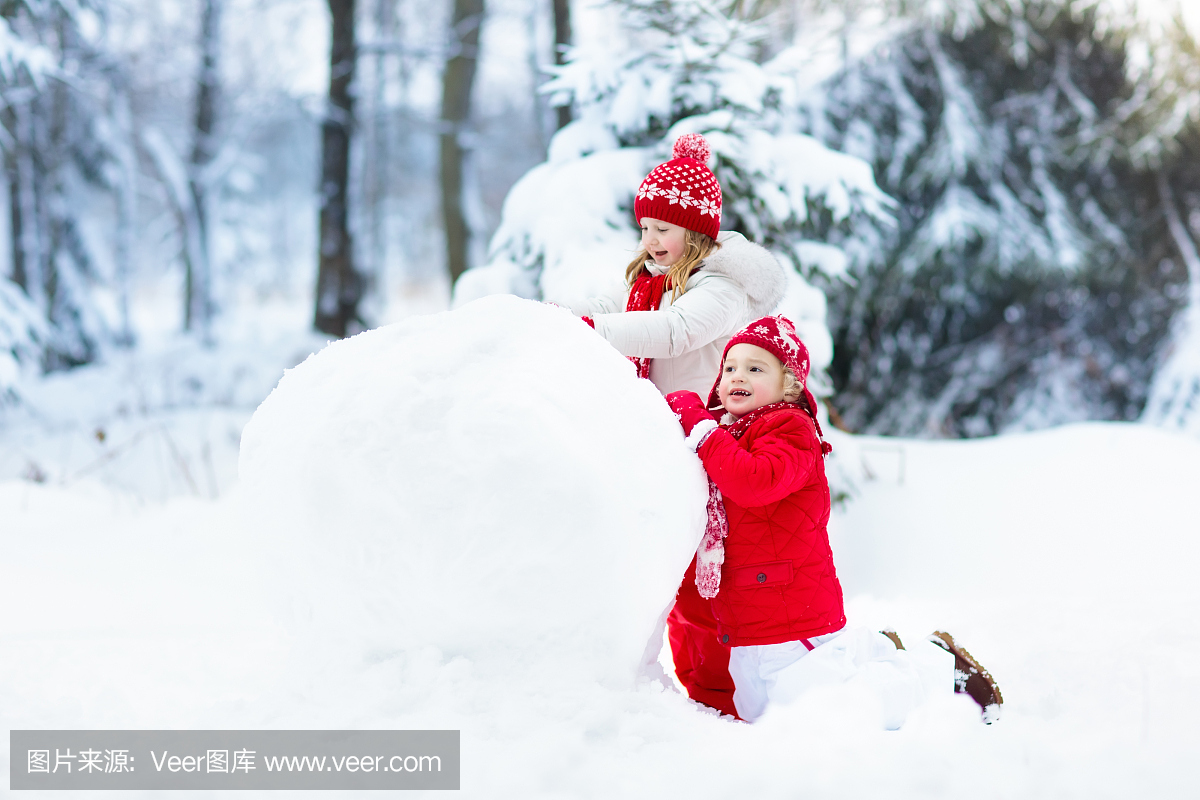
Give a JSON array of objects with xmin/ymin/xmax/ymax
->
[{"xmin": 728, "ymin": 627, "xmax": 955, "ymax": 728}]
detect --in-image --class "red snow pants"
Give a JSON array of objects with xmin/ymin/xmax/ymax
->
[{"xmin": 667, "ymin": 556, "xmax": 741, "ymax": 719}]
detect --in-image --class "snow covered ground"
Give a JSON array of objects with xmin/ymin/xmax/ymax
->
[{"xmin": 3, "ymin": 297, "xmax": 1200, "ymax": 798}]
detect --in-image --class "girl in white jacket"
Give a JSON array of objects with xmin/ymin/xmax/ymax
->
[
  {"xmin": 570, "ymin": 135, "xmax": 786, "ymax": 398},
  {"xmin": 569, "ymin": 134, "xmax": 786, "ymax": 718}
]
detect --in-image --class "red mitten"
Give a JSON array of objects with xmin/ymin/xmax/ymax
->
[
  {"xmin": 666, "ymin": 391, "xmax": 717, "ymax": 437},
  {"xmin": 580, "ymin": 316, "xmax": 595, "ymax": 329}
]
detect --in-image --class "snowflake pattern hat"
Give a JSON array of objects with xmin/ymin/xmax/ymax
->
[
  {"xmin": 706, "ymin": 315, "xmax": 815, "ymax": 414},
  {"xmin": 634, "ymin": 134, "xmax": 722, "ymax": 240}
]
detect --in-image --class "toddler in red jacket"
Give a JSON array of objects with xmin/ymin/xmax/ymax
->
[{"xmin": 667, "ymin": 316, "xmax": 1002, "ymax": 726}]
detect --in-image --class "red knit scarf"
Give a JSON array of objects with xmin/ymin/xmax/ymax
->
[
  {"xmin": 727, "ymin": 401, "xmax": 833, "ymax": 454},
  {"xmin": 625, "ymin": 269, "xmax": 671, "ymax": 379}
]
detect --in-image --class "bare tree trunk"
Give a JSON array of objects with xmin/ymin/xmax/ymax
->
[
  {"xmin": 186, "ymin": 0, "xmax": 220, "ymax": 337},
  {"xmin": 112, "ymin": 80, "xmax": 137, "ymax": 347},
  {"xmin": 12, "ymin": 98, "xmax": 44, "ymax": 310},
  {"xmin": 365, "ymin": 0, "xmax": 395, "ymax": 297},
  {"xmin": 38, "ymin": 15, "xmax": 68, "ymax": 347},
  {"xmin": 3, "ymin": 109, "xmax": 28, "ymax": 294},
  {"xmin": 525, "ymin": 6, "xmax": 548, "ymax": 154},
  {"xmin": 439, "ymin": 0, "xmax": 483, "ymax": 287},
  {"xmin": 552, "ymin": 0, "xmax": 571, "ymax": 129},
  {"xmin": 315, "ymin": 0, "xmax": 362, "ymax": 337}
]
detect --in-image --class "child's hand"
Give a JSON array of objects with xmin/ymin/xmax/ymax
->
[
  {"xmin": 542, "ymin": 301, "xmax": 595, "ymax": 328},
  {"xmin": 666, "ymin": 391, "xmax": 717, "ymax": 437}
]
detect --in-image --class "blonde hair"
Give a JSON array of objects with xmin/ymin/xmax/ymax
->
[
  {"xmin": 625, "ymin": 229, "xmax": 721, "ymax": 301},
  {"xmin": 783, "ymin": 368, "xmax": 805, "ymax": 405}
]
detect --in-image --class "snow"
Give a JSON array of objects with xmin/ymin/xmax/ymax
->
[
  {"xmin": 0, "ymin": 295, "xmax": 329, "ymax": 501},
  {"xmin": 238, "ymin": 295, "xmax": 709, "ymax": 685},
  {"xmin": 793, "ymin": 240, "xmax": 849, "ymax": 279},
  {"xmin": 0, "ymin": 14, "xmax": 56, "ymax": 81},
  {"xmin": 3, "ymin": 294, "xmax": 1200, "ymax": 797}
]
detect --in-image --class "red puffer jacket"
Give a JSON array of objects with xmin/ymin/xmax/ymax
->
[{"xmin": 697, "ymin": 407, "xmax": 846, "ymax": 647}]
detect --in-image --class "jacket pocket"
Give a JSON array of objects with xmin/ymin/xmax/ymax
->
[{"xmin": 728, "ymin": 560, "xmax": 794, "ymax": 589}]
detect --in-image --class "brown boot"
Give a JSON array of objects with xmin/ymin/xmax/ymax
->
[
  {"xmin": 929, "ymin": 631, "xmax": 1003, "ymax": 723},
  {"xmin": 880, "ymin": 629, "xmax": 905, "ymax": 650}
]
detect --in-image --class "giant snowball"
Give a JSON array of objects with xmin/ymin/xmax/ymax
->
[{"xmin": 238, "ymin": 295, "xmax": 708, "ymax": 685}]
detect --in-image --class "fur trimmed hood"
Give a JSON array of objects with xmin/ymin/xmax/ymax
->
[{"xmin": 701, "ymin": 232, "xmax": 787, "ymax": 318}]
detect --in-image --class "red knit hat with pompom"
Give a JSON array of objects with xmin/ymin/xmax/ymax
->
[
  {"xmin": 707, "ymin": 315, "xmax": 832, "ymax": 454},
  {"xmin": 634, "ymin": 134, "xmax": 722, "ymax": 239}
]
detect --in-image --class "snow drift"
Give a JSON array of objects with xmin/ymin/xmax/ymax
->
[
  {"xmin": 7, "ymin": 295, "xmax": 1200, "ymax": 798},
  {"xmin": 5, "ymin": 400, "xmax": 1200, "ymax": 796},
  {"xmin": 238, "ymin": 295, "xmax": 708, "ymax": 685}
]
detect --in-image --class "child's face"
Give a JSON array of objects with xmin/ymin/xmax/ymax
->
[
  {"xmin": 719, "ymin": 344, "xmax": 788, "ymax": 419},
  {"xmin": 640, "ymin": 218, "xmax": 688, "ymax": 267}
]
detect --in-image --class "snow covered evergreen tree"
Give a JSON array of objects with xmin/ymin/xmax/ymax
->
[
  {"xmin": 779, "ymin": 0, "xmax": 1196, "ymax": 436},
  {"xmin": 1, "ymin": 1, "xmax": 118, "ymax": 384},
  {"xmin": 453, "ymin": 0, "xmax": 894, "ymax": 389},
  {"xmin": 1132, "ymin": 14, "xmax": 1200, "ymax": 436}
]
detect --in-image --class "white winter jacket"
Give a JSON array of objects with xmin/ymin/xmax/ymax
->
[{"xmin": 571, "ymin": 232, "xmax": 786, "ymax": 398}]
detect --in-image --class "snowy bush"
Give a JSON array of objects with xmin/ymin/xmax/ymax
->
[
  {"xmin": 454, "ymin": 0, "xmax": 894, "ymax": 394},
  {"xmin": 238, "ymin": 296, "xmax": 708, "ymax": 685},
  {"xmin": 0, "ymin": 278, "xmax": 49, "ymax": 399}
]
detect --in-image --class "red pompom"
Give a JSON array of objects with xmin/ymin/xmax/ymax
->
[{"xmin": 672, "ymin": 133, "xmax": 711, "ymax": 165}]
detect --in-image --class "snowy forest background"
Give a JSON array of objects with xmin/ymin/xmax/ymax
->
[{"xmin": 2, "ymin": 0, "xmax": 1200, "ymax": 497}]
